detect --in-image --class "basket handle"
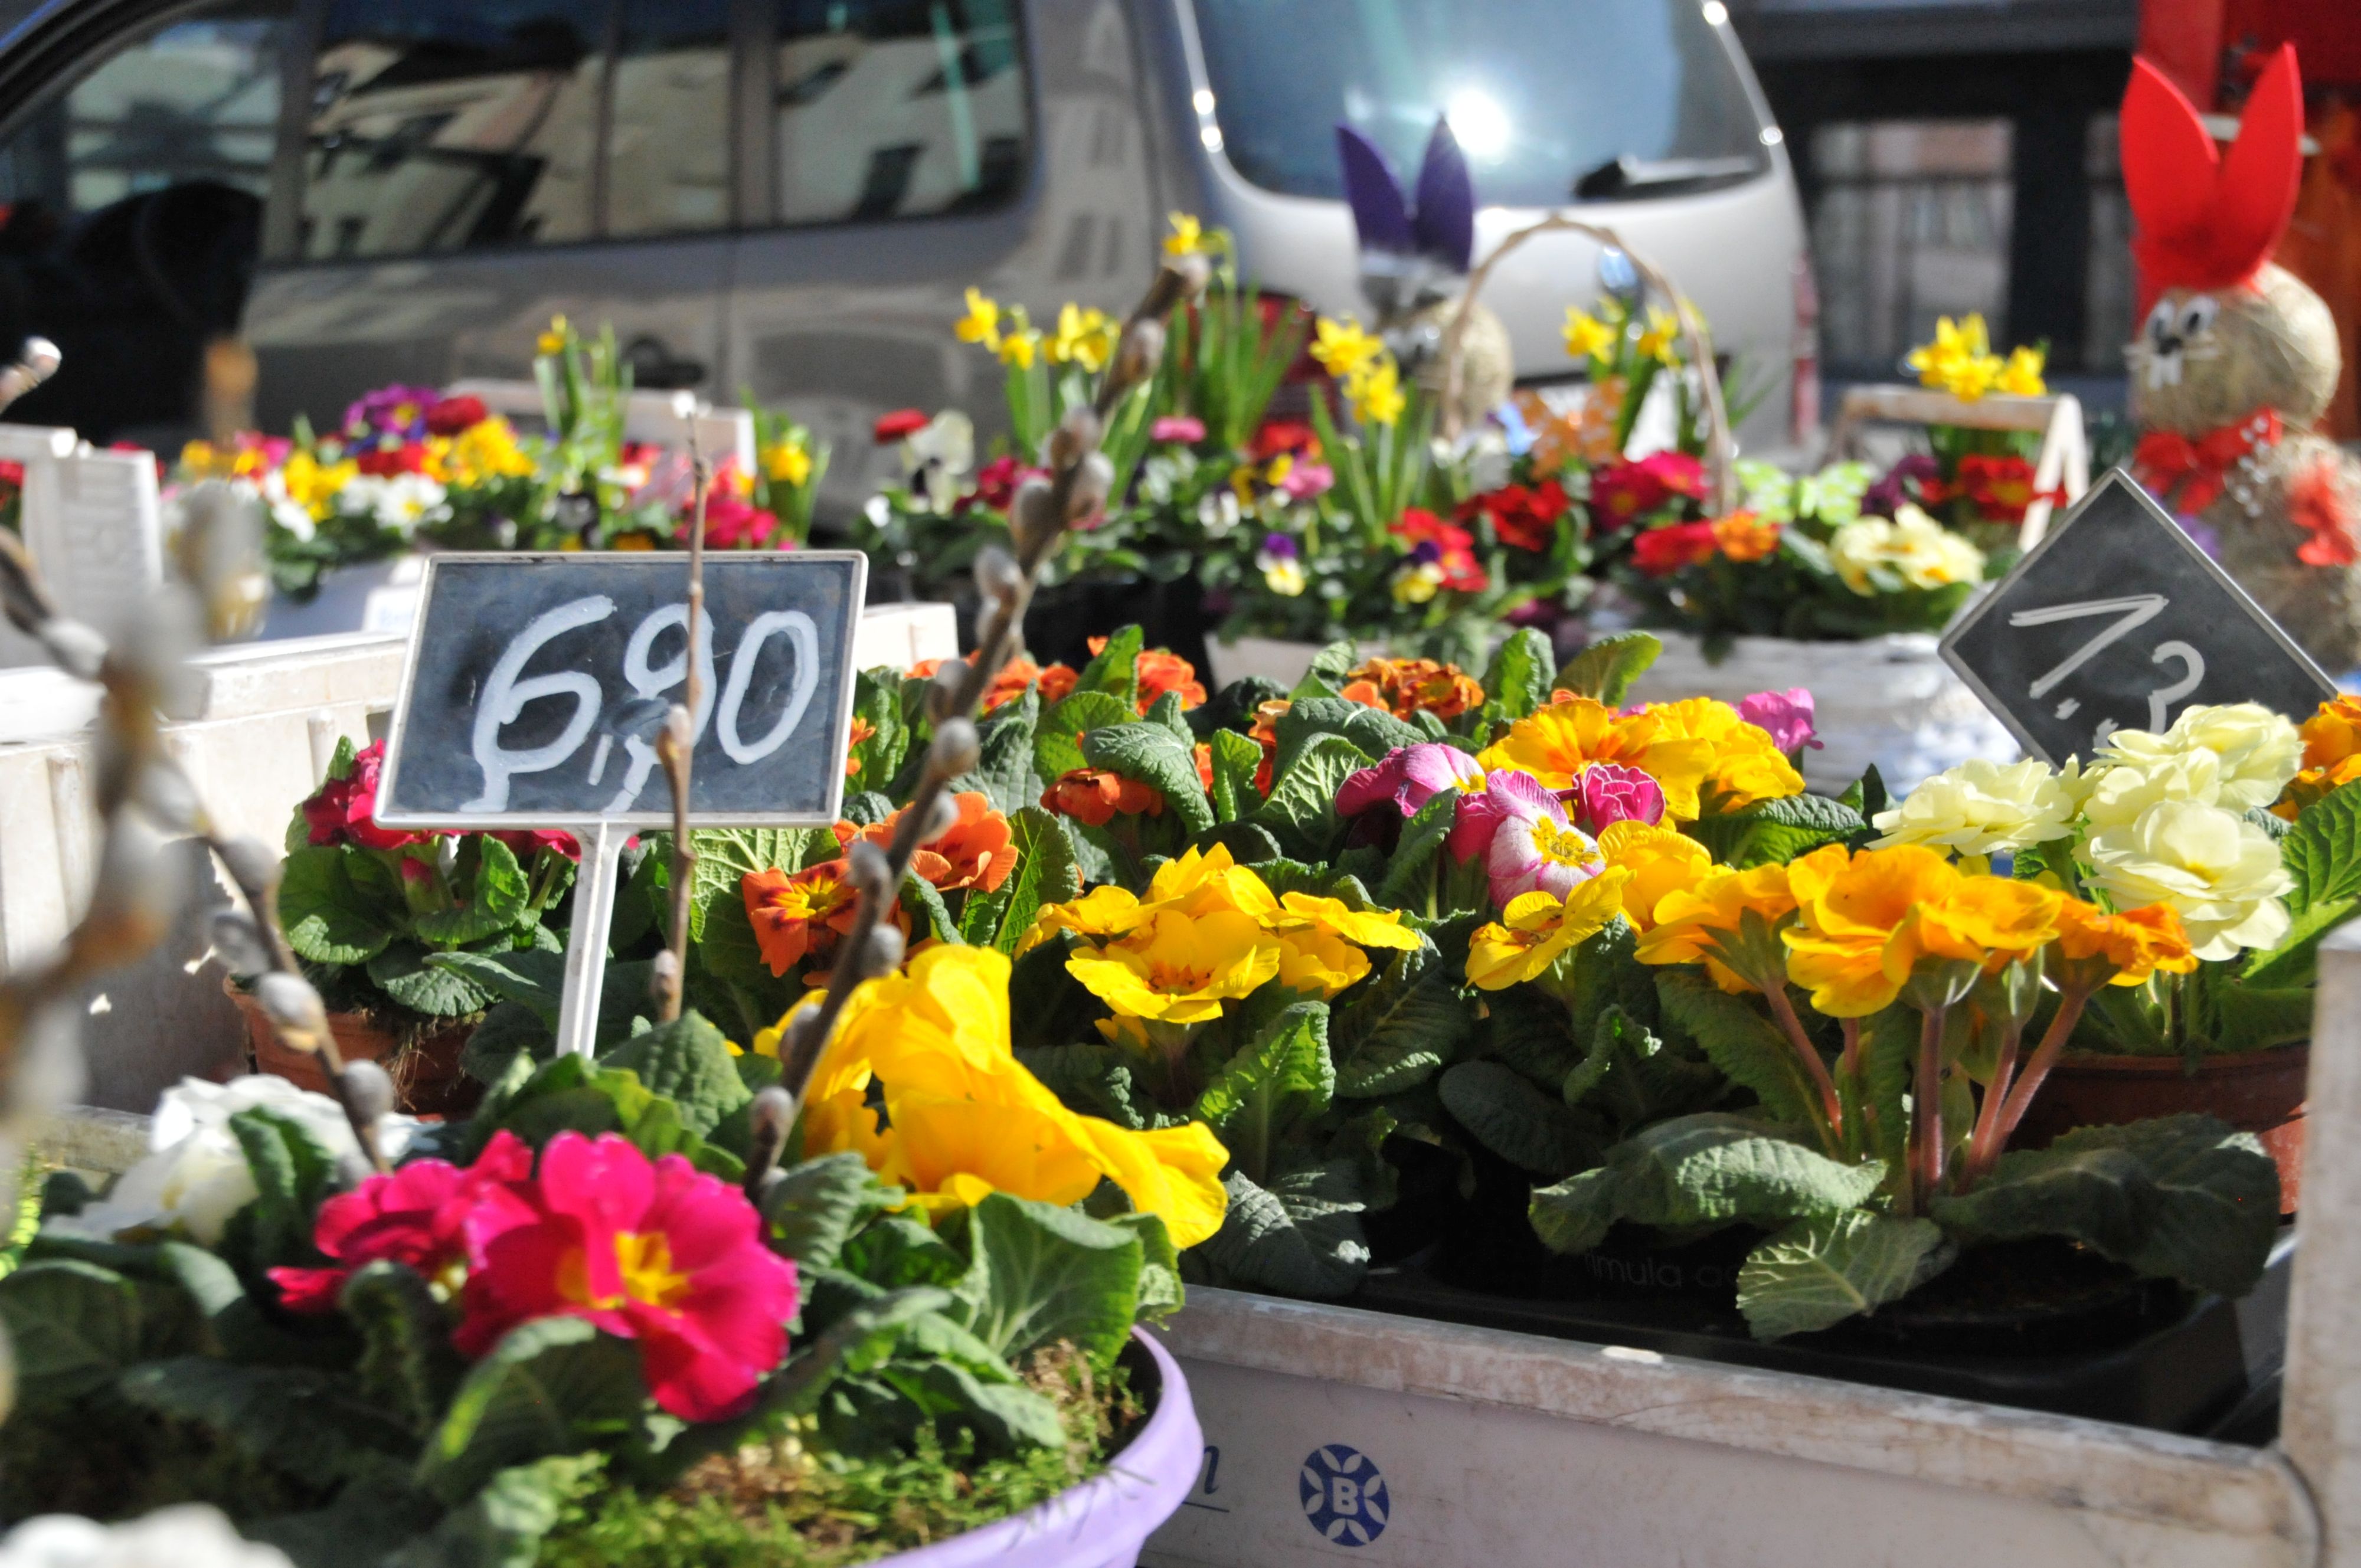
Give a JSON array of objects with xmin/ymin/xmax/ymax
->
[{"xmin": 1437, "ymin": 215, "xmax": 1735, "ymax": 514}]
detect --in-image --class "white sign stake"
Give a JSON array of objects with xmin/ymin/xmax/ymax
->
[{"xmin": 554, "ymin": 819, "xmax": 625, "ymax": 1058}]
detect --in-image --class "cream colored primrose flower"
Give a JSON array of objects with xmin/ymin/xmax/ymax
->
[
  {"xmin": 2079, "ymin": 798, "xmax": 2293, "ymax": 961},
  {"xmin": 1827, "ymin": 503, "xmax": 1984, "ymax": 595},
  {"xmin": 2098, "ymin": 703, "xmax": 2301, "ymax": 814},
  {"xmin": 1871, "ymin": 757, "xmax": 2087, "ymax": 857}
]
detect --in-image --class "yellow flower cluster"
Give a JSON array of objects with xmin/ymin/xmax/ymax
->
[
  {"xmin": 954, "ymin": 287, "xmax": 1039, "ymax": 369},
  {"xmin": 1311, "ymin": 316, "xmax": 1404, "ymax": 427},
  {"xmin": 756, "ymin": 946, "xmax": 1230, "ymax": 1248},
  {"xmin": 1904, "ymin": 313, "xmax": 2045, "ymax": 401},
  {"xmin": 1475, "ymin": 695, "xmax": 1804, "ymax": 821},
  {"xmin": 1163, "ymin": 211, "xmax": 1219, "ymax": 257},
  {"xmin": 282, "ymin": 450, "xmax": 361, "ymax": 520},
  {"xmin": 1827, "ymin": 504, "xmax": 1985, "ymax": 595},
  {"xmin": 437, "ymin": 415, "xmax": 534, "ymax": 487},
  {"xmin": 760, "ymin": 433, "xmax": 813, "ymax": 487},
  {"xmin": 1026, "ymin": 844, "xmax": 1417, "ymax": 1029}
]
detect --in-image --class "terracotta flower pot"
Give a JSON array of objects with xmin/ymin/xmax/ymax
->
[
  {"xmin": 2013, "ymin": 1046, "xmax": 2308, "ymax": 1215},
  {"xmin": 225, "ymin": 978, "xmax": 480, "ymax": 1118}
]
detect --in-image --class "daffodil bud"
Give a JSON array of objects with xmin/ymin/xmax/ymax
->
[
  {"xmin": 339, "ymin": 1059, "xmax": 395, "ymax": 1124},
  {"xmin": 930, "ymin": 718, "xmax": 980, "ymax": 777}
]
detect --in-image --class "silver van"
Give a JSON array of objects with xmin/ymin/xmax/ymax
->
[{"xmin": 0, "ymin": 0, "xmax": 1810, "ymax": 512}]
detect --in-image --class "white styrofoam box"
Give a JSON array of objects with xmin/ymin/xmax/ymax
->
[
  {"xmin": 0, "ymin": 430, "xmax": 164, "ymax": 667},
  {"xmin": 1144, "ymin": 1289, "xmax": 2308, "ymax": 1568},
  {"xmin": 1625, "ymin": 630, "xmax": 2017, "ymax": 797},
  {"xmin": 854, "ymin": 601, "xmax": 959, "ymax": 672},
  {"xmin": 1203, "ymin": 636, "xmax": 1348, "ymax": 693},
  {"xmin": 0, "ymin": 633, "xmax": 406, "ymax": 1109},
  {"xmin": 257, "ymin": 555, "xmax": 426, "ymax": 641}
]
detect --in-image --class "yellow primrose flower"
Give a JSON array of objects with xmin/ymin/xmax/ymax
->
[
  {"xmin": 1016, "ymin": 883, "xmax": 1149, "ymax": 955},
  {"xmin": 761, "ymin": 437, "xmax": 813, "ymax": 487},
  {"xmin": 1139, "ymin": 842, "xmax": 1281, "ymax": 923},
  {"xmin": 1067, "ymin": 907, "xmax": 1281, "ymax": 1023},
  {"xmin": 2079, "ymin": 798, "xmax": 2293, "ymax": 961},
  {"xmin": 282, "ymin": 451, "xmax": 359, "ymax": 519},
  {"xmin": 1636, "ymin": 847, "xmax": 1835, "ymax": 993},
  {"xmin": 1827, "ymin": 504, "xmax": 1986, "ymax": 595},
  {"xmin": 954, "ymin": 287, "xmax": 1002, "ymax": 350},
  {"xmin": 1263, "ymin": 892, "xmax": 1417, "ymax": 998},
  {"xmin": 1997, "ymin": 344, "xmax": 2046, "ymax": 397},
  {"xmin": 1310, "ymin": 316, "xmax": 1382, "ymax": 379},
  {"xmin": 1348, "ymin": 356, "xmax": 1405, "ymax": 425},
  {"xmin": 1067, "ymin": 1119, "xmax": 1231, "ymax": 1248},
  {"xmin": 444, "ymin": 416, "xmax": 534, "ymax": 485},
  {"xmin": 1478, "ymin": 697, "xmax": 1721, "ymax": 820},
  {"xmin": 1635, "ymin": 306, "xmax": 1680, "ymax": 365},
  {"xmin": 1466, "ymin": 872, "xmax": 1633, "ymax": 990},
  {"xmin": 1563, "ymin": 308, "xmax": 1615, "ymax": 363},
  {"xmin": 1639, "ymin": 696, "xmax": 1807, "ymax": 812},
  {"xmin": 537, "ymin": 314, "xmax": 570, "ymax": 357},
  {"xmin": 1164, "ymin": 211, "xmax": 1207, "ymax": 256},
  {"xmin": 884, "ymin": 1092, "xmax": 1104, "ymax": 1220},
  {"xmin": 1597, "ymin": 819, "xmax": 1714, "ymax": 932}
]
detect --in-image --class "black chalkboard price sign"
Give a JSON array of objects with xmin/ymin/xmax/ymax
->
[
  {"xmin": 1941, "ymin": 470, "xmax": 2335, "ymax": 765},
  {"xmin": 375, "ymin": 551, "xmax": 867, "ymax": 828}
]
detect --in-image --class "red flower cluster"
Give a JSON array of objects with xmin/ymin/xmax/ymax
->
[
  {"xmin": 1922, "ymin": 453, "xmax": 2065, "ymax": 524},
  {"xmin": 302, "ymin": 741, "xmax": 429, "ymax": 852},
  {"xmin": 968, "ymin": 454, "xmax": 1048, "ymax": 513},
  {"xmin": 1389, "ymin": 509, "xmax": 1488, "ymax": 592},
  {"xmin": 425, "ymin": 395, "xmax": 488, "ymax": 436},
  {"xmin": 873, "ymin": 408, "xmax": 930, "ymax": 442},
  {"xmin": 1590, "ymin": 451, "xmax": 1706, "ymax": 531},
  {"xmin": 1631, "ymin": 521, "xmax": 1721, "ymax": 577},
  {"xmin": 272, "ymin": 1130, "xmax": 801, "ymax": 1422},
  {"xmin": 1251, "ymin": 418, "xmax": 1320, "ymax": 463},
  {"xmin": 1458, "ymin": 480, "xmax": 1571, "ymax": 553}
]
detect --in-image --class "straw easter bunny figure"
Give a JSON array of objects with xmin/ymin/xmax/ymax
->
[{"xmin": 2125, "ymin": 45, "xmax": 2361, "ymax": 670}]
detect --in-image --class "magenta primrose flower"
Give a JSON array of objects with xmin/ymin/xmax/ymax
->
[
  {"xmin": 1339, "ymin": 742, "xmax": 1485, "ymax": 820},
  {"xmin": 1737, "ymin": 688, "xmax": 1822, "ymax": 755},
  {"xmin": 1571, "ymin": 762, "xmax": 1665, "ymax": 833},
  {"xmin": 1455, "ymin": 769, "xmax": 1607, "ymax": 906},
  {"xmin": 1150, "ymin": 415, "xmax": 1206, "ymax": 444},
  {"xmin": 1280, "ymin": 461, "xmax": 1335, "ymax": 500}
]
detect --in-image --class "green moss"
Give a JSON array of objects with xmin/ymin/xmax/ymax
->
[{"xmin": 538, "ymin": 1351, "xmax": 1139, "ymax": 1568}]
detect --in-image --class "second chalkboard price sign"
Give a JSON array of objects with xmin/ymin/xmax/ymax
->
[
  {"xmin": 1940, "ymin": 470, "xmax": 2336, "ymax": 765},
  {"xmin": 376, "ymin": 551, "xmax": 866, "ymax": 828}
]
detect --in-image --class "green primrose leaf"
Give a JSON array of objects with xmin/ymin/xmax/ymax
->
[
  {"xmin": 1482, "ymin": 627, "xmax": 1556, "ymax": 721},
  {"xmin": 1736, "ymin": 1213, "xmax": 1951, "ymax": 1340},
  {"xmin": 278, "ymin": 846, "xmax": 395, "ymax": 965},
  {"xmin": 1556, "ymin": 631, "xmax": 1662, "ymax": 706}
]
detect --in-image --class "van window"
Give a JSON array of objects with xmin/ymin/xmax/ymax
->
[
  {"xmin": 771, "ymin": 0, "xmax": 1028, "ymax": 225},
  {"xmin": 0, "ymin": 2, "xmax": 290, "ymax": 217},
  {"xmin": 607, "ymin": 0, "xmax": 735, "ymax": 238},
  {"xmin": 300, "ymin": 0, "xmax": 607, "ymax": 257},
  {"xmin": 1191, "ymin": 0, "xmax": 1765, "ymax": 209}
]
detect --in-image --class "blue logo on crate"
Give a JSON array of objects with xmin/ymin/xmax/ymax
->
[{"xmin": 1300, "ymin": 1445, "xmax": 1388, "ymax": 1546}]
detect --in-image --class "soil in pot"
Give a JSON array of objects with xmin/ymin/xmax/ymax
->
[
  {"xmin": 2015, "ymin": 1046, "xmax": 2307, "ymax": 1214},
  {"xmin": 227, "ymin": 979, "xmax": 480, "ymax": 1118}
]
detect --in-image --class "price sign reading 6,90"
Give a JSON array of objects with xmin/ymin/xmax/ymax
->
[
  {"xmin": 1941, "ymin": 470, "xmax": 2336, "ymax": 765},
  {"xmin": 374, "ymin": 552, "xmax": 867, "ymax": 828}
]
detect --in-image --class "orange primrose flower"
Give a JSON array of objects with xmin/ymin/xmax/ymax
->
[
  {"xmin": 1344, "ymin": 657, "xmax": 1487, "ymax": 722},
  {"xmin": 836, "ymin": 790, "xmax": 1016, "ymax": 893},
  {"xmin": 845, "ymin": 716, "xmax": 876, "ymax": 778},
  {"xmin": 1042, "ymin": 768, "xmax": 1165, "ymax": 826},
  {"xmin": 745, "ymin": 860, "xmax": 863, "ymax": 977}
]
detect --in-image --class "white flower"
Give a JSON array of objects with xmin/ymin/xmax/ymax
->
[
  {"xmin": 1872, "ymin": 757, "xmax": 2086, "ymax": 856},
  {"xmin": 337, "ymin": 473, "xmax": 446, "ymax": 536},
  {"xmin": 2080, "ymin": 799, "xmax": 2293, "ymax": 961},
  {"xmin": 49, "ymin": 1075, "xmax": 415, "ymax": 1246},
  {"xmin": 2081, "ymin": 749, "xmax": 2225, "ymax": 830},
  {"xmin": 902, "ymin": 411, "xmax": 974, "ymax": 513},
  {"xmin": 1196, "ymin": 487, "xmax": 1240, "ymax": 538},
  {"xmin": 0, "ymin": 1507, "xmax": 292, "ymax": 1568},
  {"xmin": 2100, "ymin": 703, "xmax": 2301, "ymax": 813},
  {"xmin": 1828, "ymin": 503, "xmax": 1985, "ymax": 595}
]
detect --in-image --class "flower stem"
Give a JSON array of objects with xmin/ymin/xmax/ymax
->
[
  {"xmin": 1761, "ymin": 981, "xmax": 1845, "ymax": 1148},
  {"xmin": 1911, "ymin": 1003, "xmax": 1948, "ymax": 1208},
  {"xmin": 1959, "ymin": 1013, "xmax": 2023, "ymax": 1194},
  {"xmin": 1973, "ymin": 980, "xmax": 2097, "ymax": 1183}
]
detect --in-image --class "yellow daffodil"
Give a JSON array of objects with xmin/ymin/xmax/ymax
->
[
  {"xmin": 761, "ymin": 436, "xmax": 813, "ymax": 487},
  {"xmin": 1048, "ymin": 303, "xmax": 1116, "ymax": 371},
  {"xmin": 1067, "ymin": 908, "xmax": 1281, "ymax": 1023},
  {"xmin": 954, "ymin": 286, "xmax": 1002, "ymax": 351},
  {"xmin": 1635, "ymin": 306, "xmax": 1680, "ymax": 366},
  {"xmin": 536, "ymin": 314, "xmax": 570, "ymax": 357},
  {"xmin": 1563, "ymin": 307, "xmax": 1615, "ymax": 363},
  {"xmin": 1597, "ymin": 819, "xmax": 1714, "ymax": 932},
  {"xmin": 1310, "ymin": 316, "xmax": 1382, "ymax": 379},
  {"xmin": 1997, "ymin": 343, "xmax": 2046, "ymax": 397},
  {"xmin": 1165, "ymin": 211, "xmax": 1209, "ymax": 257},
  {"xmin": 1348, "ymin": 356, "xmax": 1405, "ymax": 426},
  {"xmin": 1466, "ymin": 873, "xmax": 1633, "ymax": 990}
]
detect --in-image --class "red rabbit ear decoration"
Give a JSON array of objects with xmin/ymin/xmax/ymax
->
[{"xmin": 2121, "ymin": 43, "xmax": 2306, "ymax": 310}]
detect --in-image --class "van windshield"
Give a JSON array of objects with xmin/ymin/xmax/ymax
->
[{"xmin": 1191, "ymin": 0, "xmax": 1767, "ymax": 208}]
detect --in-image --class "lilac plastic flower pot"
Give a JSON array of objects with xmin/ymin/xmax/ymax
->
[{"xmin": 878, "ymin": 1330, "xmax": 1202, "ymax": 1568}]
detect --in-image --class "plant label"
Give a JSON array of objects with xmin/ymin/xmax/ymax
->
[
  {"xmin": 376, "ymin": 551, "xmax": 868, "ymax": 827},
  {"xmin": 1940, "ymin": 469, "xmax": 2334, "ymax": 765}
]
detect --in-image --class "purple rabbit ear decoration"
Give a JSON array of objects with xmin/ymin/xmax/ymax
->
[{"xmin": 1335, "ymin": 117, "xmax": 1476, "ymax": 275}]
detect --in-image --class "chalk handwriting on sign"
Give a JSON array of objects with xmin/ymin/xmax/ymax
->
[
  {"xmin": 1941, "ymin": 470, "xmax": 2333, "ymax": 764},
  {"xmin": 376, "ymin": 552, "xmax": 866, "ymax": 826}
]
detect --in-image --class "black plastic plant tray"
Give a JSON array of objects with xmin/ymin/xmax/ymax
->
[{"xmin": 1345, "ymin": 1234, "xmax": 2294, "ymax": 1438}]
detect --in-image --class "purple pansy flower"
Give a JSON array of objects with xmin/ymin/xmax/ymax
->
[
  {"xmin": 343, "ymin": 384, "xmax": 442, "ymax": 442},
  {"xmin": 1339, "ymin": 742, "xmax": 1484, "ymax": 820},
  {"xmin": 1737, "ymin": 688, "xmax": 1822, "ymax": 755}
]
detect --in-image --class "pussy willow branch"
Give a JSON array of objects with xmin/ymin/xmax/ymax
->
[
  {"xmin": 0, "ymin": 513, "xmax": 391, "ymax": 1173},
  {"xmin": 654, "ymin": 406, "xmax": 712, "ymax": 1024},
  {"xmin": 1436, "ymin": 216, "xmax": 1734, "ymax": 513},
  {"xmin": 767, "ymin": 257, "xmax": 1209, "ymax": 1118}
]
